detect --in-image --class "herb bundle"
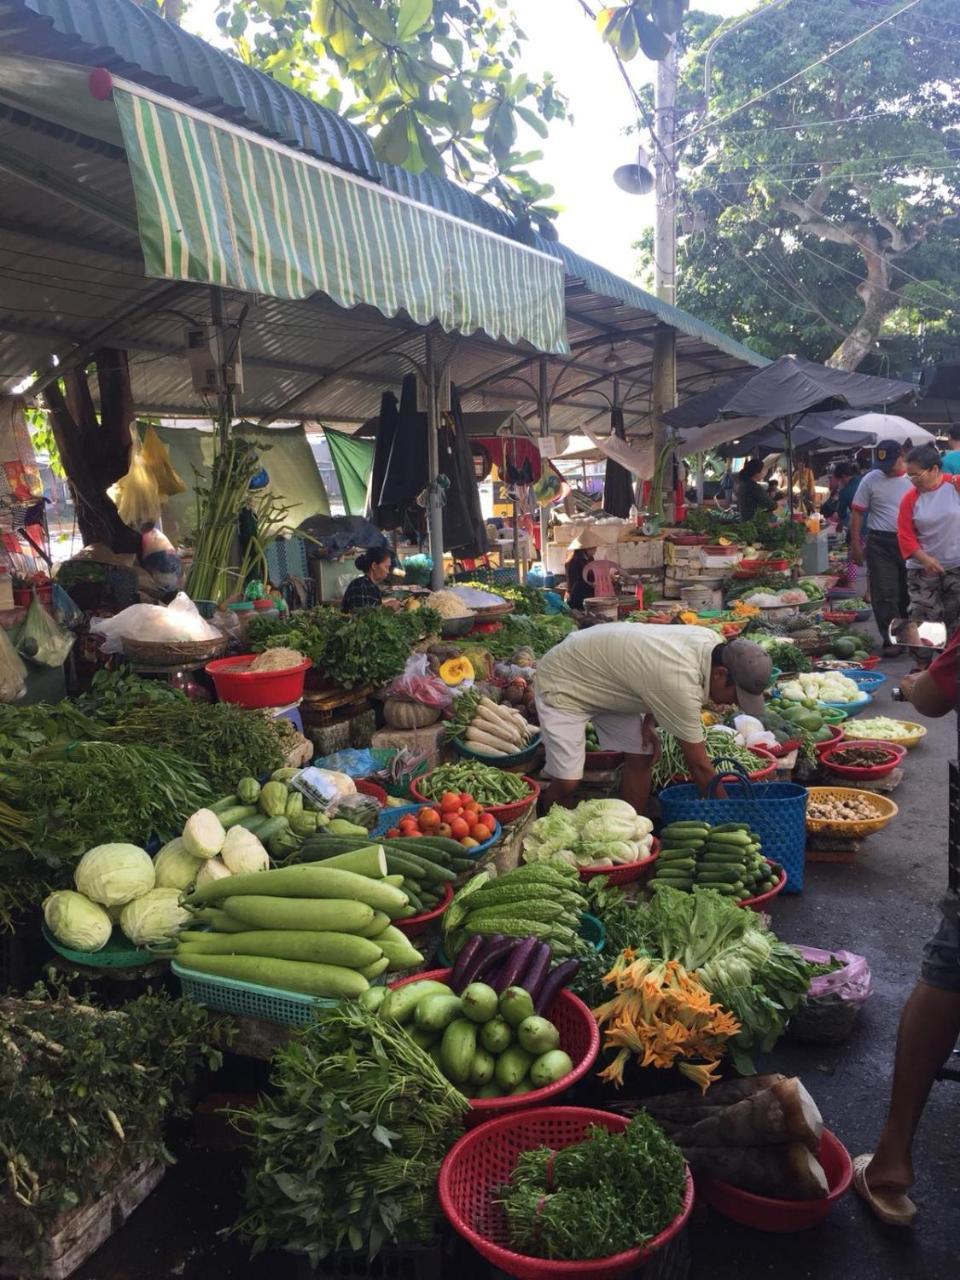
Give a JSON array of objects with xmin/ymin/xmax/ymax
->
[
  {"xmin": 498, "ymin": 1114, "xmax": 685, "ymax": 1262},
  {"xmin": 484, "ymin": 614, "xmax": 577, "ymax": 660},
  {"xmin": 235, "ymin": 1002, "xmax": 467, "ymax": 1265},
  {"xmin": 0, "ymin": 985, "xmax": 224, "ymax": 1263}
]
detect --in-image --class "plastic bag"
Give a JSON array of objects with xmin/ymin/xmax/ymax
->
[
  {"xmin": 787, "ymin": 946, "xmax": 872, "ymax": 1044},
  {"xmin": 90, "ymin": 592, "xmax": 222, "ymax": 655},
  {"xmin": 140, "ymin": 424, "xmax": 185, "ymax": 498},
  {"xmin": 17, "ymin": 595, "xmax": 74, "ymax": 667},
  {"xmin": 385, "ymin": 653, "xmax": 454, "ymax": 709},
  {"xmin": 313, "ymin": 749, "xmax": 381, "ymax": 779},
  {"xmin": 0, "ymin": 625, "xmax": 26, "ymax": 701},
  {"xmin": 114, "ymin": 433, "xmax": 161, "ymax": 531},
  {"xmin": 50, "ymin": 583, "xmax": 83, "ymax": 629}
]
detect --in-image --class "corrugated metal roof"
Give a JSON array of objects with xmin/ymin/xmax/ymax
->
[{"xmin": 0, "ymin": 0, "xmax": 378, "ymax": 176}]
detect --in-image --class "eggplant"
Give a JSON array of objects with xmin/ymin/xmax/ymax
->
[
  {"xmin": 450, "ymin": 934, "xmax": 486, "ymax": 992},
  {"xmin": 493, "ymin": 936, "xmax": 538, "ymax": 994},
  {"xmin": 533, "ymin": 958, "xmax": 580, "ymax": 1016},
  {"xmin": 520, "ymin": 942, "xmax": 552, "ymax": 1002},
  {"xmin": 471, "ymin": 936, "xmax": 517, "ymax": 985}
]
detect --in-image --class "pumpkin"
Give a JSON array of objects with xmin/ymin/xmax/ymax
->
[
  {"xmin": 383, "ymin": 698, "xmax": 441, "ymax": 729},
  {"xmin": 439, "ymin": 657, "xmax": 474, "ymax": 687}
]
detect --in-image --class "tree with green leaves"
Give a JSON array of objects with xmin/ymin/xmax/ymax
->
[
  {"xmin": 209, "ymin": 0, "xmax": 568, "ymax": 225},
  {"xmin": 595, "ymin": 0, "xmax": 689, "ymax": 61},
  {"xmin": 658, "ymin": 1, "xmax": 960, "ymax": 372}
]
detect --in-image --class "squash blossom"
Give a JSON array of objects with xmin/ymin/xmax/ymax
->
[{"xmin": 593, "ymin": 950, "xmax": 741, "ymax": 1093}]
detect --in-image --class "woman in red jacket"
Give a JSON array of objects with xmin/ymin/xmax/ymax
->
[{"xmin": 897, "ymin": 444, "xmax": 960, "ymax": 641}]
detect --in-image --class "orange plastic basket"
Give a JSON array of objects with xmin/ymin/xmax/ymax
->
[{"xmin": 439, "ymin": 1106, "xmax": 694, "ymax": 1279}]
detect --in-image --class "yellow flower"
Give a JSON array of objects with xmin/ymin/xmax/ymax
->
[
  {"xmin": 678, "ymin": 1059, "xmax": 724, "ymax": 1093},
  {"xmin": 597, "ymin": 1049, "xmax": 630, "ymax": 1088}
]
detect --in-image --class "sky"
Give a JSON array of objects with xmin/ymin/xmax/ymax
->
[{"xmin": 185, "ymin": 0, "xmax": 755, "ymax": 283}]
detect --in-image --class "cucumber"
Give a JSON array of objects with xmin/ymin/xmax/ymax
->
[
  {"xmin": 655, "ymin": 857, "xmax": 696, "ymax": 871},
  {"xmin": 236, "ymin": 814, "xmax": 271, "ymax": 834},
  {"xmin": 256, "ymin": 816, "xmax": 291, "ymax": 841},
  {"xmin": 440, "ymin": 1018, "xmax": 477, "ymax": 1084},
  {"xmin": 210, "ymin": 795, "xmax": 240, "ymax": 815},
  {"xmin": 661, "ymin": 822, "xmax": 711, "ymax": 834},
  {"xmin": 217, "ymin": 805, "xmax": 259, "ymax": 829},
  {"xmin": 696, "ymin": 868, "xmax": 742, "ymax": 884},
  {"xmin": 705, "ymin": 831, "xmax": 751, "ymax": 846}
]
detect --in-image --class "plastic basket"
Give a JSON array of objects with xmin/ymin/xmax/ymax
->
[
  {"xmin": 171, "ymin": 959, "xmax": 379, "ymax": 1026},
  {"xmin": 371, "ymin": 806, "xmax": 503, "ymax": 857},
  {"xmin": 439, "ymin": 1106, "xmax": 695, "ymax": 1279},
  {"xmin": 42, "ymin": 923, "xmax": 158, "ymax": 970},
  {"xmin": 389, "ymin": 971, "xmax": 600, "ymax": 1124},
  {"xmin": 356, "ymin": 778, "xmax": 388, "ymax": 807},
  {"xmin": 451, "ymin": 734, "xmax": 543, "ymax": 769},
  {"xmin": 804, "ymin": 787, "xmax": 898, "ymax": 838},
  {"xmin": 410, "ymin": 772, "xmax": 540, "ymax": 826},
  {"xmin": 658, "ymin": 763, "xmax": 808, "ymax": 893},
  {"xmin": 453, "ymin": 567, "xmax": 520, "ymax": 587},
  {"xmin": 838, "ymin": 669, "xmax": 887, "ymax": 691}
]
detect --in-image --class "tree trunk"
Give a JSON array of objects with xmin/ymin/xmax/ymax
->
[{"xmin": 825, "ymin": 235, "xmax": 899, "ymax": 371}]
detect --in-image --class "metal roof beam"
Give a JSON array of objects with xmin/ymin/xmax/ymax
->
[
  {"xmin": 0, "ymin": 214, "xmax": 142, "ymax": 261},
  {"xmin": 0, "ymin": 142, "xmax": 139, "ymax": 238}
]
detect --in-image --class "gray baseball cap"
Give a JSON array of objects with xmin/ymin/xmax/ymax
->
[{"xmin": 721, "ymin": 637, "xmax": 772, "ymax": 718}]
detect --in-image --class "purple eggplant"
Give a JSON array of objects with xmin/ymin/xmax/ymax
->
[
  {"xmin": 469, "ymin": 937, "xmax": 516, "ymax": 985},
  {"xmin": 519, "ymin": 942, "xmax": 552, "ymax": 1002},
  {"xmin": 493, "ymin": 936, "xmax": 538, "ymax": 994},
  {"xmin": 533, "ymin": 958, "xmax": 580, "ymax": 1016},
  {"xmin": 450, "ymin": 934, "xmax": 485, "ymax": 992}
]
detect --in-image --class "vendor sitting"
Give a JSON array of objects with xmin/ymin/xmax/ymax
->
[{"xmin": 341, "ymin": 548, "xmax": 401, "ymax": 613}]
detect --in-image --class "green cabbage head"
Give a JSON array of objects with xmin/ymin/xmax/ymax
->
[
  {"xmin": 75, "ymin": 843, "xmax": 155, "ymax": 906},
  {"xmin": 120, "ymin": 888, "xmax": 191, "ymax": 946},
  {"xmin": 153, "ymin": 838, "xmax": 203, "ymax": 891},
  {"xmin": 44, "ymin": 890, "xmax": 113, "ymax": 952}
]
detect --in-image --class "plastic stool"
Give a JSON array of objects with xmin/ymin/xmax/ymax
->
[{"xmin": 583, "ymin": 559, "xmax": 617, "ymax": 597}]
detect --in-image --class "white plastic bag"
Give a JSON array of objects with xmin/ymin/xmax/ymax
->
[
  {"xmin": 0, "ymin": 625, "xmax": 26, "ymax": 701},
  {"xmin": 90, "ymin": 592, "xmax": 222, "ymax": 654}
]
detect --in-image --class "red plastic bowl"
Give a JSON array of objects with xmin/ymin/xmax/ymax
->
[
  {"xmin": 672, "ymin": 746, "xmax": 777, "ymax": 784},
  {"xmin": 859, "ymin": 655, "xmax": 881, "ymax": 669},
  {"xmin": 388, "ymin": 969, "xmax": 599, "ymax": 1124},
  {"xmin": 765, "ymin": 738, "xmax": 801, "ymax": 758},
  {"xmin": 583, "ymin": 749, "xmax": 625, "ymax": 771},
  {"xmin": 355, "ymin": 778, "xmax": 388, "ymax": 807},
  {"xmin": 819, "ymin": 739, "xmax": 906, "ymax": 781},
  {"xmin": 410, "ymin": 772, "xmax": 540, "ymax": 826},
  {"xmin": 578, "ymin": 838, "xmax": 660, "ymax": 886},
  {"xmin": 697, "ymin": 1129, "xmax": 852, "ymax": 1232},
  {"xmin": 205, "ymin": 654, "xmax": 311, "ymax": 709},
  {"xmin": 393, "ymin": 883, "xmax": 454, "ymax": 939},
  {"xmin": 739, "ymin": 863, "xmax": 787, "ymax": 912},
  {"xmin": 813, "ymin": 725, "xmax": 845, "ymax": 756},
  {"xmin": 439, "ymin": 1106, "xmax": 695, "ymax": 1280}
]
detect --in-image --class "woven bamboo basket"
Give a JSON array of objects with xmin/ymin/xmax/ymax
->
[
  {"xmin": 122, "ymin": 635, "xmax": 227, "ymax": 665},
  {"xmin": 805, "ymin": 787, "xmax": 898, "ymax": 838}
]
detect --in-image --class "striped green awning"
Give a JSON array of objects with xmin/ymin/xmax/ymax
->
[{"xmin": 113, "ymin": 85, "xmax": 568, "ymax": 355}]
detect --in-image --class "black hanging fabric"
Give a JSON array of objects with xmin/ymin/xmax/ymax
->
[
  {"xmin": 602, "ymin": 406, "xmax": 635, "ymax": 518},
  {"xmin": 439, "ymin": 387, "xmax": 488, "ymax": 557},
  {"xmin": 370, "ymin": 375, "xmax": 428, "ymax": 526}
]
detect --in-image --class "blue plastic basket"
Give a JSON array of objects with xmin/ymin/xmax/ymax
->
[
  {"xmin": 659, "ymin": 761, "xmax": 808, "ymax": 893},
  {"xmin": 371, "ymin": 806, "xmax": 503, "ymax": 858},
  {"xmin": 839, "ymin": 669, "xmax": 887, "ymax": 691}
]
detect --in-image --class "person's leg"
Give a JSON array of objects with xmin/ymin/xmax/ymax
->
[
  {"xmin": 905, "ymin": 568, "xmax": 939, "ymax": 668},
  {"xmin": 592, "ymin": 713, "xmax": 657, "ymax": 815},
  {"xmin": 542, "ymin": 776, "xmax": 579, "ymax": 810},
  {"xmin": 940, "ymin": 567, "xmax": 960, "ymax": 639},
  {"xmin": 534, "ymin": 694, "xmax": 588, "ymax": 812},
  {"xmin": 619, "ymin": 753, "xmax": 655, "ymax": 813},
  {"xmin": 866, "ymin": 536, "xmax": 900, "ymax": 651}
]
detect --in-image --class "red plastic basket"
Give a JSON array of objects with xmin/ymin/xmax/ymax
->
[
  {"xmin": 765, "ymin": 738, "xmax": 801, "ymax": 758},
  {"xmin": 583, "ymin": 749, "xmax": 625, "ymax": 771},
  {"xmin": 388, "ymin": 969, "xmax": 599, "ymax": 1124},
  {"xmin": 392, "ymin": 883, "xmax": 453, "ymax": 939},
  {"xmin": 578, "ymin": 838, "xmax": 660, "ymax": 886},
  {"xmin": 439, "ymin": 1106, "xmax": 695, "ymax": 1280},
  {"xmin": 697, "ymin": 1129, "xmax": 851, "ymax": 1232},
  {"xmin": 355, "ymin": 778, "xmax": 388, "ymax": 807},
  {"xmin": 410, "ymin": 773, "xmax": 540, "ymax": 826},
  {"xmin": 739, "ymin": 863, "xmax": 787, "ymax": 912},
  {"xmin": 818, "ymin": 739, "xmax": 906, "ymax": 781},
  {"xmin": 672, "ymin": 746, "xmax": 776, "ymax": 784},
  {"xmin": 205, "ymin": 655, "xmax": 311, "ymax": 708},
  {"xmin": 813, "ymin": 725, "xmax": 845, "ymax": 756}
]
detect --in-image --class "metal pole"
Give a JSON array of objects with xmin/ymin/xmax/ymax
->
[
  {"xmin": 210, "ymin": 286, "xmax": 233, "ymax": 449},
  {"xmin": 651, "ymin": 38, "xmax": 678, "ymax": 522},
  {"xmin": 785, "ymin": 417, "xmax": 795, "ymax": 519},
  {"xmin": 538, "ymin": 357, "xmax": 551, "ymax": 571},
  {"xmin": 424, "ymin": 332, "xmax": 445, "ymax": 590}
]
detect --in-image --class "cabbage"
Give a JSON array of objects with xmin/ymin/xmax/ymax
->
[
  {"xmin": 182, "ymin": 809, "xmax": 226, "ymax": 860},
  {"xmin": 579, "ymin": 815, "xmax": 641, "ymax": 843},
  {"xmin": 579, "ymin": 837, "xmax": 639, "ymax": 865},
  {"xmin": 43, "ymin": 890, "xmax": 113, "ymax": 952},
  {"xmin": 196, "ymin": 857, "xmax": 232, "ymax": 887},
  {"xmin": 521, "ymin": 808, "xmax": 579, "ymax": 862},
  {"xmin": 120, "ymin": 888, "xmax": 191, "ymax": 946},
  {"xmin": 574, "ymin": 798, "xmax": 638, "ymax": 823},
  {"xmin": 221, "ymin": 827, "xmax": 270, "ymax": 875},
  {"xmin": 153, "ymin": 838, "xmax": 203, "ymax": 890},
  {"xmin": 75, "ymin": 843, "xmax": 155, "ymax": 906}
]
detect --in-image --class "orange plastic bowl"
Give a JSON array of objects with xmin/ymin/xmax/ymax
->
[
  {"xmin": 439, "ymin": 1106, "xmax": 694, "ymax": 1279},
  {"xmin": 388, "ymin": 969, "xmax": 598, "ymax": 1125},
  {"xmin": 697, "ymin": 1129, "xmax": 852, "ymax": 1232}
]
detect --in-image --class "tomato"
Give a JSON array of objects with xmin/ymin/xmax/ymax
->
[
  {"xmin": 459, "ymin": 792, "xmax": 475, "ymax": 807},
  {"xmin": 403, "ymin": 829, "xmax": 423, "ymax": 838},
  {"xmin": 463, "ymin": 802, "xmax": 481, "ymax": 818},
  {"xmin": 440, "ymin": 791, "xmax": 461, "ymax": 812},
  {"xmin": 437, "ymin": 823, "xmax": 453, "ymax": 838},
  {"xmin": 450, "ymin": 817, "xmax": 470, "ymax": 840},
  {"xmin": 418, "ymin": 807, "xmax": 441, "ymax": 831},
  {"xmin": 473, "ymin": 822, "xmax": 493, "ymax": 842},
  {"xmin": 460, "ymin": 836, "xmax": 480, "ymax": 849},
  {"xmin": 386, "ymin": 827, "xmax": 401, "ymax": 839},
  {"xmin": 398, "ymin": 818, "xmax": 418, "ymax": 835}
]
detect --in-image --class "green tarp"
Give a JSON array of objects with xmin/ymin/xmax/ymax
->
[{"xmin": 325, "ymin": 429, "xmax": 374, "ymax": 516}]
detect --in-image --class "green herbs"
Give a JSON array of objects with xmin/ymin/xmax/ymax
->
[
  {"xmin": 102, "ymin": 700, "xmax": 285, "ymax": 794},
  {"xmin": 0, "ymin": 984, "xmax": 224, "ymax": 1263},
  {"xmin": 484, "ymin": 614, "xmax": 576, "ymax": 660},
  {"xmin": 457, "ymin": 581, "xmax": 547, "ymax": 615},
  {"xmin": 73, "ymin": 668, "xmax": 185, "ymax": 724},
  {"xmin": 752, "ymin": 636, "xmax": 812, "ymax": 673},
  {"xmin": 498, "ymin": 1114, "xmax": 685, "ymax": 1262},
  {"xmin": 235, "ymin": 1001, "xmax": 467, "ymax": 1265},
  {"xmin": 249, "ymin": 605, "xmax": 441, "ymax": 690},
  {"xmin": 418, "ymin": 761, "xmax": 531, "ymax": 806}
]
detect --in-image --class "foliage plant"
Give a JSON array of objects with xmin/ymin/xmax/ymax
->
[{"xmin": 0, "ymin": 984, "xmax": 224, "ymax": 1263}]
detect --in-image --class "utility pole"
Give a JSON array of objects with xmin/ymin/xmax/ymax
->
[{"xmin": 651, "ymin": 37, "xmax": 678, "ymax": 520}]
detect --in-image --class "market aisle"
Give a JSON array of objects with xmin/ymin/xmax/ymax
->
[{"xmin": 687, "ymin": 656, "xmax": 959, "ymax": 1280}]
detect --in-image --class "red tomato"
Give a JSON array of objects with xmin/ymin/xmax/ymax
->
[
  {"xmin": 418, "ymin": 808, "xmax": 441, "ymax": 832},
  {"xmin": 463, "ymin": 802, "xmax": 481, "ymax": 818},
  {"xmin": 473, "ymin": 822, "xmax": 493, "ymax": 842},
  {"xmin": 398, "ymin": 818, "xmax": 418, "ymax": 835},
  {"xmin": 437, "ymin": 823, "xmax": 453, "ymax": 838},
  {"xmin": 450, "ymin": 817, "xmax": 470, "ymax": 840},
  {"xmin": 403, "ymin": 829, "xmax": 423, "ymax": 838},
  {"xmin": 459, "ymin": 792, "xmax": 475, "ymax": 807},
  {"xmin": 440, "ymin": 791, "xmax": 461, "ymax": 812},
  {"xmin": 386, "ymin": 827, "xmax": 401, "ymax": 839}
]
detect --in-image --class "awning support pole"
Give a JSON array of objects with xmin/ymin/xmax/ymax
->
[
  {"xmin": 210, "ymin": 286, "xmax": 234, "ymax": 449},
  {"xmin": 538, "ymin": 357, "xmax": 551, "ymax": 569},
  {"xmin": 425, "ymin": 331, "xmax": 445, "ymax": 591}
]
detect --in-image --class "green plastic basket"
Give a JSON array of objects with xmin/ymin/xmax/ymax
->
[
  {"xmin": 171, "ymin": 959, "xmax": 372, "ymax": 1026},
  {"xmin": 42, "ymin": 923, "xmax": 158, "ymax": 970},
  {"xmin": 450, "ymin": 734, "xmax": 542, "ymax": 768}
]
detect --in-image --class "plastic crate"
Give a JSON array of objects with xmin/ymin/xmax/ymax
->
[
  {"xmin": 659, "ymin": 765, "xmax": 808, "ymax": 893},
  {"xmin": 171, "ymin": 960, "xmax": 381, "ymax": 1027},
  {"xmin": 452, "ymin": 567, "xmax": 519, "ymax": 587}
]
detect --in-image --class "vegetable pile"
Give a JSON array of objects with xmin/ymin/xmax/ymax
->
[
  {"xmin": 381, "ymin": 799, "xmax": 498, "ymax": 851},
  {"xmin": 643, "ymin": 1074, "xmax": 830, "ymax": 1200},
  {"xmin": 807, "ymin": 793, "xmax": 878, "ymax": 823},
  {"xmin": 842, "ymin": 716, "xmax": 918, "ymax": 742},
  {"xmin": 651, "ymin": 821, "xmax": 781, "ymax": 901},
  {"xmin": 751, "ymin": 634, "xmax": 812, "ymax": 673},
  {"xmin": 778, "ymin": 672, "xmax": 862, "ymax": 705},
  {"xmin": 175, "ymin": 861, "xmax": 424, "ymax": 996},
  {"xmin": 498, "ymin": 1113, "xmax": 686, "ymax": 1261},
  {"xmin": 522, "ymin": 798, "xmax": 654, "ymax": 868},
  {"xmin": 650, "ymin": 727, "xmax": 773, "ymax": 790},
  {"xmin": 483, "ymin": 614, "xmax": 576, "ymax": 660},
  {"xmin": 448, "ymin": 693, "xmax": 538, "ymax": 759},
  {"xmin": 444, "ymin": 863, "xmax": 591, "ymax": 962},
  {"xmin": 417, "ymin": 761, "xmax": 533, "ymax": 809},
  {"xmin": 376, "ymin": 976, "xmax": 573, "ymax": 1099},
  {"xmin": 236, "ymin": 1001, "xmax": 467, "ymax": 1264}
]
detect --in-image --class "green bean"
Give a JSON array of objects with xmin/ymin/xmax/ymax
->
[{"xmin": 419, "ymin": 762, "xmax": 530, "ymax": 805}]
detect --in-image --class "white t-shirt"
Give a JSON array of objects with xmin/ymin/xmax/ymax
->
[{"xmin": 851, "ymin": 469, "xmax": 912, "ymax": 534}]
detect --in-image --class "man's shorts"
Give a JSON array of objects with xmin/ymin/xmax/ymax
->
[
  {"xmin": 920, "ymin": 894, "xmax": 960, "ymax": 992},
  {"xmin": 535, "ymin": 694, "xmax": 650, "ymax": 781}
]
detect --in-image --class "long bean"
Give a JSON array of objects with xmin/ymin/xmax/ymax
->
[
  {"xmin": 651, "ymin": 727, "xmax": 770, "ymax": 790},
  {"xmin": 419, "ymin": 761, "xmax": 530, "ymax": 805}
]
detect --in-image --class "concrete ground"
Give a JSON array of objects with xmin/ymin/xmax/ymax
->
[{"xmin": 71, "ymin": 656, "xmax": 960, "ymax": 1280}]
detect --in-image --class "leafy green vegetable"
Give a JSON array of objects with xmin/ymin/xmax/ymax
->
[
  {"xmin": 498, "ymin": 1114, "xmax": 685, "ymax": 1261},
  {"xmin": 483, "ymin": 614, "xmax": 576, "ymax": 660},
  {"xmin": 457, "ymin": 580, "xmax": 548, "ymax": 615}
]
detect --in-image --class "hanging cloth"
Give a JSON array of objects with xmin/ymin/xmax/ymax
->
[
  {"xmin": 438, "ymin": 387, "xmax": 488, "ymax": 557},
  {"xmin": 326, "ymin": 429, "xmax": 375, "ymax": 516},
  {"xmin": 602, "ymin": 406, "xmax": 635, "ymax": 518}
]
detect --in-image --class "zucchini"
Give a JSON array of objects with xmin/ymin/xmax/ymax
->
[
  {"xmin": 210, "ymin": 795, "xmax": 240, "ymax": 815},
  {"xmin": 236, "ymin": 814, "xmax": 271, "ymax": 834},
  {"xmin": 174, "ymin": 952, "xmax": 368, "ymax": 998},
  {"xmin": 218, "ymin": 805, "xmax": 259, "ymax": 829}
]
